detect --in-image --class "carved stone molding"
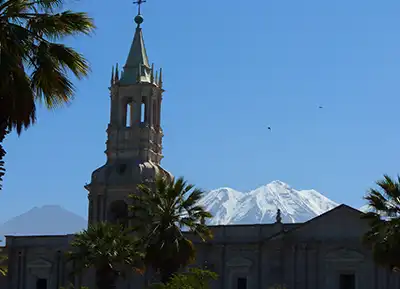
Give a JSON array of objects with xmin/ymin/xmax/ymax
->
[
  {"xmin": 27, "ymin": 258, "xmax": 52, "ymax": 279},
  {"xmin": 227, "ymin": 257, "xmax": 253, "ymax": 268},
  {"xmin": 325, "ymin": 248, "xmax": 364, "ymax": 262}
]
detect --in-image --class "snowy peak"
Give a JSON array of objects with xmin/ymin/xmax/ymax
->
[
  {"xmin": 268, "ymin": 180, "xmax": 291, "ymax": 189},
  {"xmin": 198, "ymin": 188, "xmax": 243, "ymax": 225},
  {"xmin": 201, "ymin": 181, "xmax": 338, "ymax": 225}
]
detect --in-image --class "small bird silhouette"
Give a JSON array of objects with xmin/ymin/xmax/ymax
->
[
  {"xmin": 319, "ymin": 106, "xmax": 323, "ymax": 109},
  {"xmin": 267, "ymin": 126, "xmax": 272, "ymax": 131}
]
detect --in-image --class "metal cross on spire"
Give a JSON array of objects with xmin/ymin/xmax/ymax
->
[{"xmin": 133, "ymin": 0, "xmax": 146, "ymax": 15}]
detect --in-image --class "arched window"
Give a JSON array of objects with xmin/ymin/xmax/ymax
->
[
  {"xmin": 140, "ymin": 102, "xmax": 146, "ymax": 123},
  {"xmin": 125, "ymin": 99, "xmax": 134, "ymax": 127},
  {"xmin": 108, "ymin": 200, "xmax": 129, "ymax": 227},
  {"xmin": 126, "ymin": 102, "xmax": 132, "ymax": 127}
]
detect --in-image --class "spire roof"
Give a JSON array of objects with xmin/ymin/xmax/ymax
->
[{"xmin": 120, "ymin": 14, "xmax": 151, "ymax": 85}]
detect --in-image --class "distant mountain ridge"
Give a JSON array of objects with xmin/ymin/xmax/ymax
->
[
  {"xmin": 0, "ymin": 205, "xmax": 87, "ymax": 242},
  {"xmin": 199, "ymin": 180, "xmax": 339, "ymax": 225},
  {"xmin": 0, "ymin": 181, "xmax": 363, "ymax": 240}
]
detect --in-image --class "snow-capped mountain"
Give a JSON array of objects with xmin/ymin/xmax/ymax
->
[{"xmin": 199, "ymin": 180, "xmax": 339, "ymax": 225}]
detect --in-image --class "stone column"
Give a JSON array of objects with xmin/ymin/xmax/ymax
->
[
  {"xmin": 22, "ymin": 249, "xmax": 26, "ymax": 289},
  {"xmin": 120, "ymin": 101, "xmax": 127, "ymax": 127},
  {"xmin": 315, "ymin": 242, "xmax": 320, "ymax": 289},
  {"xmin": 296, "ymin": 243, "xmax": 307, "ymax": 289},
  {"xmin": 102, "ymin": 194, "xmax": 108, "ymax": 221},
  {"xmin": 73, "ymin": 260, "xmax": 80, "ymax": 289},
  {"xmin": 373, "ymin": 262, "xmax": 378, "ymax": 289},
  {"xmin": 221, "ymin": 244, "xmax": 226, "ymax": 289},
  {"xmin": 110, "ymin": 86, "xmax": 121, "ymax": 125},
  {"xmin": 88, "ymin": 197, "xmax": 94, "ymax": 224},
  {"xmin": 131, "ymin": 101, "xmax": 139, "ymax": 124},
  {"xmin": 129, "ymin": 101, "xmax": 134, "ymax": 127},
  {"xmin": 145, "ymin": 95, "xmax": 150, "ymax": 125},
  {"xmin": 292, "ymin": 245, "xmax": 297, "ymax": 289},
  {"xmin": 157, "ymin": 97, "xmax": 161, "ymax": 127},
  {"xmin": 257, "ymin": 242, "xmax": 262, "ymax": 289},
  {"xmin": 97, "ymin": 195, "xmax": 102, "ymax": 222},
  {"xmin": 220, "ymin": 226, "xmax": 227, "ymax": 289},
  {"xmin": 55, "ymin": 252, "xmax": 60, "ymax": 289},
  {"xmin": 304, "ymin": 243, "xmax": 309, "ymax": 289},
  {"xmin": 17, "ymin": 251, "xmax": 23, "ymax": 289}
]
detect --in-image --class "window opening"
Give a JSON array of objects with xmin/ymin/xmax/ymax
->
[
  {"xmin": 126, "ymin": 102, "xmax": 132, "ymax": 127},
  {"xmin": 340, "ymin": 273, "xmax": 355, "ymax": 289},
  {"xmin": 108, "ymin": 200, "xmax": 129, "ymax": 228},
  {"xmin": 140, "ymin": 102, "xmax": 145, "ymax": 123},
  {"xmin": 36, "ymin": 278, "xmax": 47, "ymax": 289},
  {"xmin": 117, "ymin": 164, "xmax": 127, "ymax": 175},
  {"xmin": 237, "ymin": 277, "xmax": 247, "ymax": 289}
]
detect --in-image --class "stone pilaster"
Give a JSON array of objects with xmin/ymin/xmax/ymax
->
[{"xmin": 292, "ymin": 244, "xmax": 297, "ymax": 289}]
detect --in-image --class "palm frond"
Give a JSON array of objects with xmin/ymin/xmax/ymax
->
[
  {"xmin": 0, "ymin": 0, "xmax": 95, "ymax": 132},
  {"xmin": 363, "ymin": 175, "xmax": 400, "ymax": 270},
  {"xmin": 26, "ymin": 10, "xmax": 94, "ymax": 39},
  {"xmin": 27, "ymin": 0, "xmax": 64, "ymax": 12}
]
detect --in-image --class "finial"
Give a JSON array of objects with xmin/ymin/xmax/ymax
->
[
  {"xmin": 159, "ymin": 67, "xmax": 163, "ymax": 88},
  {"xmin": 150, "ymin": 63, "xmax": 154, "ymax": 83},
  {"xmin": 276, "ymin": 208, "xmax": 282, "ymax": 224},
  {"xmin": 133, "ymin": 0, "xmax": 146, "ymax": 26},
  {"xmin": 155, "ymin": 70, "xmax": 158, "ymax": 85},
  {"xmin": 115, "ymin": 63, "xmax": 119, "ymax": 81},
  {"xmin": 111, "ymin": 65, "xmax": 114, "ymax": 85}
]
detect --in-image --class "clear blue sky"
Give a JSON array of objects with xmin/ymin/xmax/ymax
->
[{"xmin": 2, "ymin": 0, "xmax": 400, "ymax": 222}]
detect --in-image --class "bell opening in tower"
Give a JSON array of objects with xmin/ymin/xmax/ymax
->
[
  {"xmin": 126, "ymin": 102, "xmax": 132, "ymax": 127},
  {"xmin": 140, "ymin": 102, "xmax": 145, "ymax": 123}
]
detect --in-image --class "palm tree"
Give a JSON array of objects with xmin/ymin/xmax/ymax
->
[
  {"xmin": 130, "ymin": 175, "xmax": 213, "ymax": 283},
  {"xmin": 0, "ymin": 0, "xmax": 95, "ymax": 190},
  {"xmin": 66, "ymin": 222, "xmax": 144, "ymax": 289},
  {"xmin": 362, "ymin": 174, "xmax": 400, "ymax": 270}
]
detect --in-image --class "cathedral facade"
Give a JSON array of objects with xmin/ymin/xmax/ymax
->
[{"xmin": 2, "ymin": 8, "xmax": 399, "ymax": 289}]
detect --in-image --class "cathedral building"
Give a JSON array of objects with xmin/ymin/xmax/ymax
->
[{"xmin": 2, "ymin": 6, "xmax": 399, "ymax": 289}]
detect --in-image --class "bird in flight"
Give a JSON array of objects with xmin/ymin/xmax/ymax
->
[
  {"xmin": 319, "ymin": 106, "xmax": 323, "ymax": 109},
  {"xmin": 267, "ymin": 126, "xmax": 272, "ymax": 131}
]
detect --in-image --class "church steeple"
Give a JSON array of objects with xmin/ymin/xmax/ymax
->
[
  {"xmin": 85, "ymin": 2, "xmax": 173, "ymax": 226},
  {"xmin": 106, "ymin": 4, "xmax": 164, "ymax": 163},
  {"xmin": 120, "ymin": 13, "xmax": 151, "ymax": 85}
]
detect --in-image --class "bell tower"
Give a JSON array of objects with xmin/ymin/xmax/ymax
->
[{"xmin": 85, "ymin": 5, "xmax": 173, "ymax": 225}]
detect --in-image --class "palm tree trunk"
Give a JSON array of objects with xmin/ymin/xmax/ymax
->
[
  {"xmin": 0, "ymin": 118, "xmax": 7, "ymax": 191},
  {"xmin": 95, "ymin": 269, "xmax": 118, "ymax": 289}
]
